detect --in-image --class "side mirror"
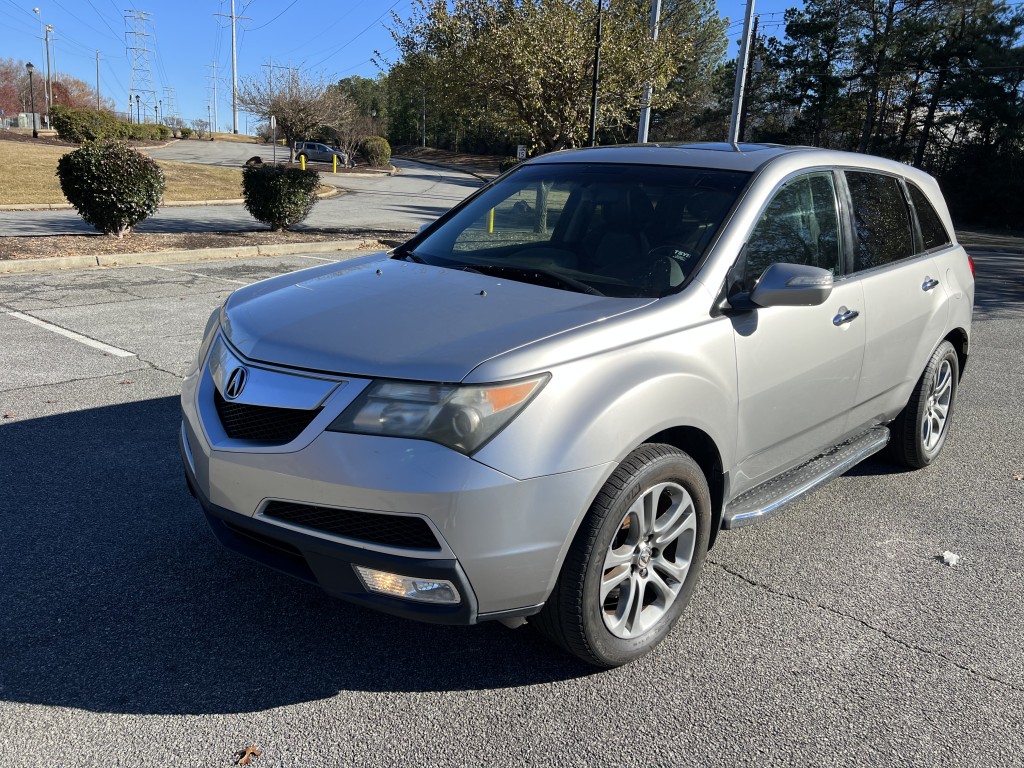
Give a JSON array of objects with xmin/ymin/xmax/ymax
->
[{"xmin": 750, "ymin": 262, "xmax": 833, "ymax": 307}]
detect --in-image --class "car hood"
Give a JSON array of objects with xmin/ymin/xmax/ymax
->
[{"xmin": 221, "ymin": 255, "xmax": 653, "ymax": 381}]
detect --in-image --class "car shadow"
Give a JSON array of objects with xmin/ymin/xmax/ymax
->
[{"xmin": 0, "ymin": 397, "xmax": 595, "ymax": 716}]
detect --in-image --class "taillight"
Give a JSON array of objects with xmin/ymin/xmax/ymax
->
[{"xmin": 967, "ymin": 254, "xmax": 976, "ymax": 279}]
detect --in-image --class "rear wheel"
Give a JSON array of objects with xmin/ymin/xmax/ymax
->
[
  {"xmin": 534, "ymin": 444, "xmax": 710, "ymax": 667},
  {"xmin": 886, "ymin": 340, "xmax": 959, "ymax": 468}
]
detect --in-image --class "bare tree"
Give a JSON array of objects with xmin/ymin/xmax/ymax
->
[{"xmin": 238, "ymin": 69, "xmax": 355, "ymax": 160}]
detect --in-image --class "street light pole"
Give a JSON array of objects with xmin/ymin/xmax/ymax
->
[
  {"xmin": 135, "ymin": 93, "xmax": 140, "ymax": 124},
  {"xmin": 636, "ymin": 0, "xmax": 662, "ymax": 144},
  {"xmin": 26, "ymin": 63, "xmax": 38, "ymax": 139},
  {"xmin": 728, "ymin": 0, "xmax": 756, "ymax": 146}
]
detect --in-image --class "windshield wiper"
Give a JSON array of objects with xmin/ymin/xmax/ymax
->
[
  {"xmin": 391, "ymin": 247, "xmax": 426, "ymax": 264},
  {"xmin": 480, "ymin": 265, "xmax": 605, "ymax": 296}
]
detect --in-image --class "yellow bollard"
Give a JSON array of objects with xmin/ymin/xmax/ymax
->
[
  {"xmin": 300, "ymin": 155, "xmax": 306, "ymax": 171},
  {"xmin": 333, "ymin": 155, "xmax": 337, "ymax": 174},
  {"xmin": 488, "ymin": 208, "xmax": 495, "ymax": 234}
]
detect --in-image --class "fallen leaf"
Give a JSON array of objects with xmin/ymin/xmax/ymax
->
[
  {"xmin": 1013, "ymin": 473, "xmax": 1024, "ymax": 481},
  {"xmin": 2, "ymin": 412, "xmax": 14, "ymax": 419},
  {"xmin": 44, "ymin": 399, "xmax": 57, "ymax": 403},
  {"xmin": 235, "ymin": 746, "xmax": 262, "ymax": 766},
  {"xmin": 119, "ymin": 379, "xmax": 133, "ymax": 385}
]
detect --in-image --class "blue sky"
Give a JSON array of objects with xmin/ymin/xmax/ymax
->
[{"xmin": 1, "ymin": 0, "xmax": 795, "ymax": 130}]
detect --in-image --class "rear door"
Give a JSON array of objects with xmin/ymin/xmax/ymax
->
[{"xmin": 840, "ymin": 170, "xmax": 950, "ymax": 428}]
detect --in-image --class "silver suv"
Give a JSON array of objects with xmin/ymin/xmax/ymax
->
[
  {"xmin": 180, "ymin": 143, "xmax": 974, "ymax": 667},
  {"xmin": 294, "ymin": 141, "xmax": 348, "ymax": 166}
]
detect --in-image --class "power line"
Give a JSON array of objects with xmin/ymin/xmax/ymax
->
[
  {"xmin": 305, "ymin": 0, "xmax": 404, "ymax": 70},
  {"xmin": 250, "ymin": 0, "xmax": 303, "ymax": 31}
]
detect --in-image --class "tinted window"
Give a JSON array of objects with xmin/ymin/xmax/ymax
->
[
  {"xmin": 733, "ymin": 172, "xmax": 842, "ymax": 292},
  {"xmin": 907, "ymin": 183, "xmax": 951, "ymax": 251},
  {"xmin": 845, "ymin": 171, "xmax": 914, "ymax": 270}
]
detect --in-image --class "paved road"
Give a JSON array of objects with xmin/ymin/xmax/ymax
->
[
  {"xmin": 0, "ymin": 157, "xmax": 482, "ymax": 236},
  {"xmin": 0, "ymin": 252, "xmax": 1021, "ymax": 767}
]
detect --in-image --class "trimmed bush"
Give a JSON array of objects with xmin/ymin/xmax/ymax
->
[
  {"xmin": 50, "ymin": 105, "xmax": 124, "ymax": 143},
  {"xmin": 242, "ymin": 165, "xmax": 320, "ymax": 231},
  {"xmin": 157, "ymin": 124, "xmax": 171, "ymax": 140},
  {"xmin": 56, "ymin": 140, "xmax": 166, "ymax": 237},
  {"xmin": 499, "ymin": 156, "xmax": 523, "ymax": 173},
  {"xmin": 179, "ymin": 127, "xmax": 193, "ymax": 139},
  {"xmin": 360, "ymin": 136, "xmax": 391, "ymax": 166}
]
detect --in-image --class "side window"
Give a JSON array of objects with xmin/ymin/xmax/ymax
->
[
  {"xmin": 907, "ymin": 182, "xmax": 951, "ymax": 252},
  {"xmin": 845, "ymin": 171, "xmax": 914, "ymax": 270},
  {"xmin": 733, "ymin": 172, "xmax": 842, "ymax": 292}
]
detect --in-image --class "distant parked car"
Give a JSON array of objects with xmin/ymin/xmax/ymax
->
[
  {"xmin": 294, "ymin": 141, "xmax": 348, "ymax": 166},
  {"xmin": 181, "ymin": 142, "xmax": 974, "ymax": 668}
]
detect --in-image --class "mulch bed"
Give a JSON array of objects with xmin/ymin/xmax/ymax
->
[{"xmin": 0, "ymin": 228, "xmax": 414, "ymax": 261}]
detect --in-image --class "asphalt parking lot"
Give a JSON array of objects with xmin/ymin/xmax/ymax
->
[{"xmin": 0, "ymin": 250, "xmax": 1021, "ymax": 767}]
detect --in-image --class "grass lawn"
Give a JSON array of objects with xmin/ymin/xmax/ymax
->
[
  {"xmin": 209, "ymin": 131, "xmax": 259, "ymax": 144},
  {"xmin": 0, "ymin": 139, "xmax": 242, "ymax": 205}
]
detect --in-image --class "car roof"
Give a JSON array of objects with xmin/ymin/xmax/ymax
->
[{"xmin": 526, "ymin": 142, "xmax": 926, "ymax": 180}]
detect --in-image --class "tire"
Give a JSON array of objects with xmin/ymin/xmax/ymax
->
[
  {"xmin": 534, "ymin": 444, "xmax": 711, "ymax": 668},
  {"xmin": 885, "ymin": 340, "xmax": 959, "ymax": 469}
]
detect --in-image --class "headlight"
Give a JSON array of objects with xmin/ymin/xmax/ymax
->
[
  {"xmin": 186, "ymin": 308, "xmax": 222, "ymax": 376},
  {"xmin": 327, "ymin": 374, "xmax": 549, "ymax": 454}
]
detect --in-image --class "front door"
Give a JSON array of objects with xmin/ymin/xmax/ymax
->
[{"xmin": 728, "ymin": 171, "xmax": 867, "ymax": 494}]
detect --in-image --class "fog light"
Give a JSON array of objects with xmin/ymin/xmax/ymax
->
[{"xmin": 353, "ymin": 565, "xmax": 461, "ymax": 604}]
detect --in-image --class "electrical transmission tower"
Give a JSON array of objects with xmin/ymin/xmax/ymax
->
[
  {"xmin": 162, "ymin": 87, "xmax": 179, "ymax": 126},
  {"xmin": 207, "ymin": 60, "xmax": 220, "ymax": 132},
  {"xmin": 125, "ymin": 10, "xmax": 157, "ymax": 122}
]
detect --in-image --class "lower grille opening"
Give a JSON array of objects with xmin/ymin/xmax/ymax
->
[
  {"xmin": 223, "ymin": 521, "xmax": 306, "ymax": 559},
  {"xmin": 262, "ymin": 501, "xmax": 442, "ymax": 551},
  {"xmin": 214, "ymin": 389, "xmax": 320, "ymax": 443}
]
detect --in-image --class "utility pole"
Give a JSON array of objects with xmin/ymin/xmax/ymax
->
[
  {"xmin": 589, "ymin": 0, "xmax": 603, "ymax": 147},
  {"xmin": 728, "ymin": 0, "xmax": 755, "ymax": 146},
  {"xmin": 208, "ymin": 60, "xmax": 220, "ymax": 134},
  {"xmin": 737, "ymin": 14, "xmax": 759, "ymax": 142},
  {"xmin": 44, "ymin": 24, "xmax": 53, "ymax": 110},
  {"xmin": 95, "ymin": 50, "xmax": 101, "ymax": 110},
  {"xmin": 636, "ymin": 0, "xmax": 662, "ymax": 144},
  {"xmin": 214, "ymin": 1, "xmax": 249, "ymax": 135},
  {"xmin": 421, "ymin": 91, "xmax": 426, "ymax": 147},
  {"xmin": 32, "ymin": 9, "xmax": 47, "ymax": 120}
]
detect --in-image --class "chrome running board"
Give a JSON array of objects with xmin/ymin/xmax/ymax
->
[{"xmin": 722, "ymin": 426, "xmax": 890, "ymax": 529}]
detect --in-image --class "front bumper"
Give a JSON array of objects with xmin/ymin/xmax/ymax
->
[
  {"xmin": 181, "ymin": 433, "xmax": 480, "ymax": 624},
  {"xmin": 180, "ymin": 352, "xmax": 611, "ymax": 624}
]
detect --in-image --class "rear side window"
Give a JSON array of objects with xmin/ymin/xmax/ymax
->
[
  {"xmin": 845, "ymin": 171, "xmax": 914, "ymax": 270},
  {"xmin": 907, "ymin": 183, "xmax": 951, "ymax": 251}
]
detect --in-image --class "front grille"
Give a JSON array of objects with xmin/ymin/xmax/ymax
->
[
  {"xmin": 214, "ymin": 389, "xmax": 320, "ymax": 443},
  {"xmin": 262, "ymin": 500, "xmax": 442, "ymax": 551}
]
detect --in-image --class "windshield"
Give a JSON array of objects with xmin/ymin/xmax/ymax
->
[{"xmin": 404, "ymin": 163, "xmax": 749, "ymax": 298}]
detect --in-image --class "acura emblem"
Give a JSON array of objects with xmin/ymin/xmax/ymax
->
[{"xmin": 224, "ymin": 366, "xmax": 248, "ymax": 400}]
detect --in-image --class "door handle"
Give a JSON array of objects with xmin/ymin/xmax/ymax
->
[
  {"xmin": 922, "ymin": 277, "xmax": 940, "ymax": 291},
  {"xmin": 833, "ymin": 308, "xmax": 860, "ymax": 326}
]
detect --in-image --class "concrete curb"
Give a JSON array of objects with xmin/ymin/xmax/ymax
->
[
  {"xmin": 0, "ymin": 185, "xmax": 343, "ymax": 213},
  {"xmin": 0, "ymin": 238, "xmax": 378, "ymax": 275}
]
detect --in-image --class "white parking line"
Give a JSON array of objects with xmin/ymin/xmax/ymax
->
[
  {"xmin": 149, "ymin": 265, "xmax": 252, "ymax": 286},
  {"xmin": 293, "ymin": 255, "xmax": 337, "ymax": 262},
  {"xmin": 5, "ymin": 311, "xmax": 136, "ymax": 357}
]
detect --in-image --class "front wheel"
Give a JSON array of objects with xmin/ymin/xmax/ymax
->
[
  {"xmin": 534, "ymin": 444, "xmax": 710, "ymax": 667},
  {"xmin": 886, "ymin": 340, "xmax": 960, "ymax": 468}
]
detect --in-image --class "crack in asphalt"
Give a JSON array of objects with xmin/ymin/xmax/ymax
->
[
  {"xmin": 709, "ymin": 558, "xmax": 1024, "ymax": 693},
  {"xmin": 0, "ymin": 368, "xmax": 153, "ymax": 397}
]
